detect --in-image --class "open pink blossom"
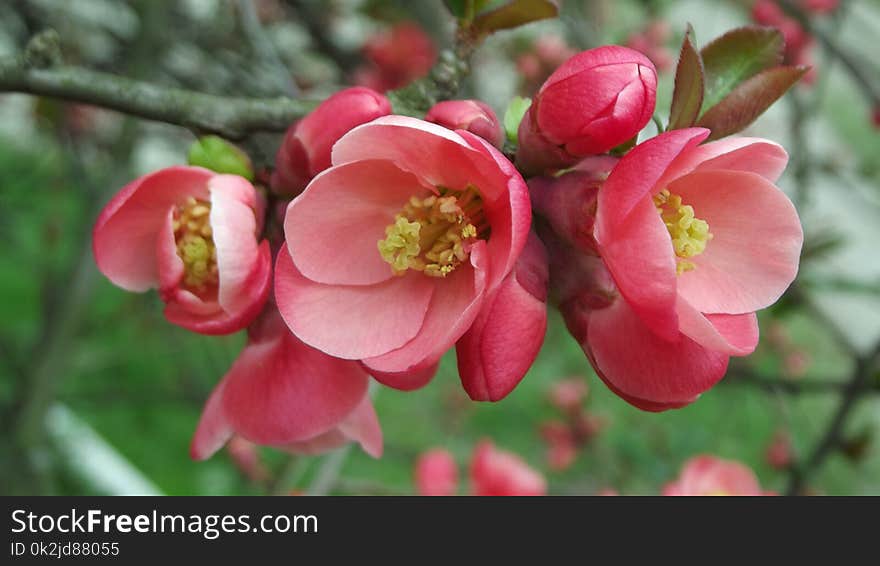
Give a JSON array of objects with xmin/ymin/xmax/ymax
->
[
  {"xmin": 516, "ymin": 46, "xmax": 657, "ymax": 175},
  {"xmin": 456, "ymin": 232, "xmax": 548, "ymax": 401},
  {"xmin": 414, "ymin": 449, "xmax": 458, "ymax": 496},
  {"xmin": 276, "ymin": 116, "xmax": 531, "ymax": 385},
  {"xmin": 663, "ymin": 455, "xmax": 772, "ymax": 496},
  {"xmin": 271, "ymin": 87, "xmax": 391, "ymax": 195},
  {"xmin": 425, "ymin": 100, "xmax": 504, "ymax": 149},
  {"xmin": 470, "ymin": 440, "xmax": 547, "ymax": 496},
  {"xmin": 190, "ymin": 307, "xmax": 382, "ymax": 459},
  {"xmin": 93, "ymin": 166, "xmax": 271, "ymax": 335}
]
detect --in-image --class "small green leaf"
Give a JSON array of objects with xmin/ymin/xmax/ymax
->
[
  {"xmin": 472, "ymin": 0, "xmax": 559, "ymax": 34},
  {"xmin": 700, "ymin": 26, "xmax": 784, "ymax": 114},
  {"xmin": 443, "ymin": 0, "xmax": 469, "ymax": 18},
  {"xmin": 187, "ymin": 136, "xmax": 254, "ymax": 181},
  {"xmin": 667, "ymin": 25, "xmax": 705, "ymax": 130},
  {"xmin": 503, "ymin": 96, "xmax": 532, "ymax": 144},
  {"xmin": 697, "ymin": 65, "xmax": 808, "ymax": 140}
]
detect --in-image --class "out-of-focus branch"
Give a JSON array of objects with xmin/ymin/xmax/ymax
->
[
  {"xmin": 0, "ymin": 31, "xmax": 316, "ymax": 140},
  {"xmin": 726, "ymin": 369, "xmax": 879, "ymax": 395},
  {"xmin": 284, "ymin": 0, "xmax": 360, "ymax": 74},
  {"xmin": 236, "ymin": 0, "xmax": 299, "ymax": 96},
  {"xmin": 786, "ymin": 339, "xmax": 880, "ymax": 495}
]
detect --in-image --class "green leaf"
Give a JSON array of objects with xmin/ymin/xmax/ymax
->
[
  {"xmin": 503, "ymin": 96, "xmax": 532, "ymax": 144},
  {"xmin": 667, "ymin": 25, "xmax": 705, "ymax": 130},
  {"xmin": 443, "ymin": 0, "xmax": 493, "ymax": 20},
  {"xmin": 472, "ymin": 0, "xmax": 559, "ymax": 34},
  {"xmin": 700, "ymin": 26, "xmax": 784, "ymax": 114},
  {"xmin": 187, "ymin": 136, "xmax": 254, "ymax": 180},
  {"xmin": 697, "ymin": 65, "xmax": 808, "ymax": 140}
]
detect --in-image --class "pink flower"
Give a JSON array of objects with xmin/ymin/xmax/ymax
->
[
  {"xmin": 414, "ymin": 449, "xmax": 458, "ymax": 496},
  {"xmin": 355, "ymin": 22, "xmax": 436, "ymax": 92},
  {"xmin": 470, "ymin": 440, "xmax": 547, "ymax": 496},
  {"xmin": 663, "ymin": 455, "xmax": 772, "ymax": 496},
  {"xmin": 766, "ymin": 431, "xmax": 794, "ymax": 470},
  {"xmin": 271, "ymin": 87, "xmax": 391, "ymax": 195},
  {"xmin": 190, "ymin": 307, "xmax": 382, "ymax": 459},
  {"xmin": 516, "ymin": 36, "xmax": 577, "ymax": 95},
  {"xmin": 456, "ymin": 232, "xmax": 548, "ymax": 401},
  {"xmin": 539, "ymin": 421, "xmax": 578, "ymax": 471},
  {"xmin": 625, "ymin": 21, "xmax": 674, "ymax": 72},
  {"xmin": 548, "ymin": 378, "xmax": 589, "ymax": 414},
  {"xmin": 93, "ymin": 166, "xmax": 272, "ymax": 335},
  {"xmin": 516, "ymin": 46, "xmax": 657, "ymax": 175},
  {"xmin": 425, "ymin": 100, "xmax": 504, "ymax": 149},
  {"xmin": 276, "ymin": 116, "xmax": 531, "ymax": 385}
]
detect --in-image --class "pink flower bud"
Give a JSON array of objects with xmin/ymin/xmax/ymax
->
[
  {"xmin": 456, "ymin": 232, "xmax": 549, "ymax": 401},
  {"xmin": 414, "ymin": 449, "xmax": 459, "ymax": 496},
  {"xmin": 271, "ymin": 87, "xmax": 391, "ymax": 195},
  {"xmin": 516, "ymin": 46, "xmax": 657, "ymax": 175},
  {"xmin": 425, "ymin": 100, "xmax": 504, "ymax": 149},
  {"xmin": 356, "ymin": 22, "xmax": 437, "ymax": 92},
  {"xmin": 470, "ymin": 440, "xmax": 547, "ymax": 496},
  {"xmin": 93, "ymin": 166, "xmax": 272, "ymax": 335},
  {"xmin": 765, "ymin": 431, "xmax": 793, "ymax": 470},
  {"xmin": 663, "ymin": 455, "xmax": 772, "ymax": 496}
]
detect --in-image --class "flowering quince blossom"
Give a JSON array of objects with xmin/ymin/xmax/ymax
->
[
  {"xmin": 354, "ymin": 22, "xmax": 437, "ymax": 93},
  {"xmin": 663, "ymin": 455, "xmax": 773, "ymax": 496},
  {"xmin": 414, "ymin": 449, "xmax": 458, "ymax": 496},
  {"xmin": 271, "ymin": 87, "xmax": 391, "ymax": 195},
  {"xmin": 516, "ymin": 46, "xmax": 657, "ymax": 175},
  {"xmin": 276, "ymin": 116, "xmax": 531, "ymax": 389},
  {"xmin": 93, "ymin": 166, "xmax": 272, "ymax": 335},
  {"xmin": 535, "ymin": 130, "xmax": 803, "ymax": 410},
  {"xmin": 470, "ymin": 440, "xmax": 547, "ymax": 496},
  {"xmin": 191, "ymin": 307, "xmax": 382, "ymax": 459},
  {"xmin": 425, "ymin": 99, "xmax": 505, "ymax": 149}
]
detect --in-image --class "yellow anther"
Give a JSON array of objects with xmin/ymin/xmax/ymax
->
[
  {"xmin": 173, "ymin": 198, "xmax": 218, "ymax": 292},
  {"xmin": 653, "ymin": 188, "xmax": 712, "ymax": 276},
  {"xmin": 377, "ymin": 186, "xmax": 485, "ymax": 278}
]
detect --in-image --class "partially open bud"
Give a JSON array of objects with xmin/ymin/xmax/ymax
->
[
  {"xmin": 271, "ymin": 87, "xmax": 391, "ymax": 196},
  {"xmin": 516, "ymin": 46, "xmax": 657, "ymax": 175},
  {"xmin": 425, "ymin": 100, "xmax": 504, "ymax": 149}
]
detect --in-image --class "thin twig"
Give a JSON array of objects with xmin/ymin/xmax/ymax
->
[{"xmin": 725, "ymin": 369, "xmax": 877, "ymax": 395}]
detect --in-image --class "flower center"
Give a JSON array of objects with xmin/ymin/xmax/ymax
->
[
  {"xmin": 653, "ymin": 189, "xmax": 712, "ymax": 275},
  {"xmin": 378, "ymin": 186, "xmax": 486, "ymax": 278},
  {"xmin": 173, "ymin": 197, "xmax": 218, "ymax": 292}
]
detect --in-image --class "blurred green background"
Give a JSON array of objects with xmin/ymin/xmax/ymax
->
[{"xmin": 1, "ymin": 0, "xmax": 879, "ymax": 495}]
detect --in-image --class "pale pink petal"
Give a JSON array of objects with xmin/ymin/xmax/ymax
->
[
  {"xmin": 656, "ymin": 137, "xmax": 789, "ymax": 189},
  {"xmin": 676, "ymin": 297, "xmax": 759, "ymax": 356},
  {"xmin": 274, "ymin": 246, "xmax": 434, "ymax": 359},
  {"xmin": 285, "ymin": 159, "xmax": 430, "ymax": 286},
  {"xmin": 585, "ymin": 297, "xmax": 729, "ymax": 409},
  {"xmin": 597, "ymin": 197, "xmax": 679, "ymax": 340},
  {"xmin": 362, "ymin": 242, "xmax": 488, "ymax": 374},
  {"xmin": 156, "ymin": 209, "xmax": 184, "ymax": 294},
  {"xmin": 337, "ymin": 395, "xmax": 383, "ymax": 458},
  {"xmin": 208, "ymin": 174, "xmax": 261, "ymax": 314},
  {"xmin": 671, "ymin": 170, "xmax": 803, "ymax": 314},
  {"xmin": 190, "ymin": 377, "xmax": 234, "ymax": 460},
  {"xmin": 93, "ymin": 166, "xmax": 212, "ymax": 291}
]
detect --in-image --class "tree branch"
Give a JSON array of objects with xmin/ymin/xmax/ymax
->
[
  {"xmin": 0, "ymin": 31, "xmax": 316, "ymax": 140},
  {"xmin": 284, "ymin": 0, "xmax": 360, "ymax": 74}
]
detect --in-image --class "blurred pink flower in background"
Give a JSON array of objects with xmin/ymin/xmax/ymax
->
[
  {"xmin": 548, "ymin": 378, "xmax": 589, "ymax": 414},
  {"xmin": 663, "ymin": 455, "xmax": 772, "ymax": 495},
  {"xmin": 226, "ymin": 436, "xmax": 270, "ymax": 483},
  {"xmin": 276, "ymin": 116, "xmax": 531, "ymax": 390},
  {"xmin": 470, "ymin": 440, "xmax": 547, "ymax": 496},
  {"xmin": 516, "ymin": 46, "xmax": 657, "ymax": 175},
  {"xmin": 93, "ymin": 166, "xmax": 272, "ymax": 335},
  {"xmin": 354, "ymin": 22, "xmax": 436, "ymax": 92},
  {"xmin": 414, "ymin": 449, "xmax": 458, "ymax": 496},
  {"xmin": 766, "ymin": 431, "xmax": 794, "ymax": 470},
  {"xmin": 190, "ymin": 307, "xmax": 382, "ymax": 460},
  {"xmin": 516, "ymin": 36, "xmax": 577, "ymax": 95},
  {"xmin": 751, "ymin": 0, "xmax": 831, "ymax": 84},
  {"xmin": 425, "ymin": 99, "xmax": 505, "ymax": 149},
  {"xmin": 625, "ymin": 20, "xmax": 674, "ymax": 71},
  {"xmin": 271, "ymin": 87, "xmax": 391, "ymax": 196}
]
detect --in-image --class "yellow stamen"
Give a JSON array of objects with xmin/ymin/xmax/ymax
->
[
  {"xmin": 174, "ymin": 197, "xmax": 219, "ymax": 292},
  {"xmin": 653, "ymin": 188, "xmax": 712, "ymax": 276},
  {"xmin": 378, "ymin": 186, "xmax": 486, "ymax": 278}
]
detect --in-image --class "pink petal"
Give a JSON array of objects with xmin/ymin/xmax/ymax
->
[
  {"xmin": 285, "ymin": 159, "xmax": 430, "ymax": 286},
  {"xmin": 656, "ymin": 137, "xmax": 789, "ymax": 189},
  {"xmin": 676, "ymin": 297, "xmax": 759, "ymax": 356},
  {"xmin": 190, "ymin": 377, "xmax": 234, "ymax": 460},
  {"xmin": 156, "ymin": 208, "xmax": 184, "ymax": 294},
  {"xmin": 585, "ymin": 297, "xmax": 729, "ymax": 409},
  {"xmin": 221, "ymin": 321, "xmax": 370, "ymax": 446},
  {"xmin": 597, "ymin": 197, "xmax": 679, "ymax": 340},
  {"xmin": 365, "ymin": 362, "xmax": 439, "ymax": 391},
  {"xmin": 470, "ymin": 440, "xmax": 547, "ymax": 496},
  {"xmin": 337, "ymin": 395, "xmax": 383, "ymax": 458},
  {"xmin": 414, "ymin": 449, "xmax": 459, "ymax": 496},
  {"xmin": 93, "ymin": 166, "xmax": 212, "ymax": 291},
  {"xmin": 671, "ymin": 170, "xmax": 803, "ymax": 314},
  {"xmin": 208, "ymin": 175, "xmax": 261, "ymax": 314},
  {"xmin": 457, "ymin": 234, "xmax": 548, "ymax": 401},
  {"xmin": 274, "ymin": 245, "xmax": 434, "ymax": 359},
  {"xmin": 362, "ymin": 242, "xmax": 488, "ymax": 374}
]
